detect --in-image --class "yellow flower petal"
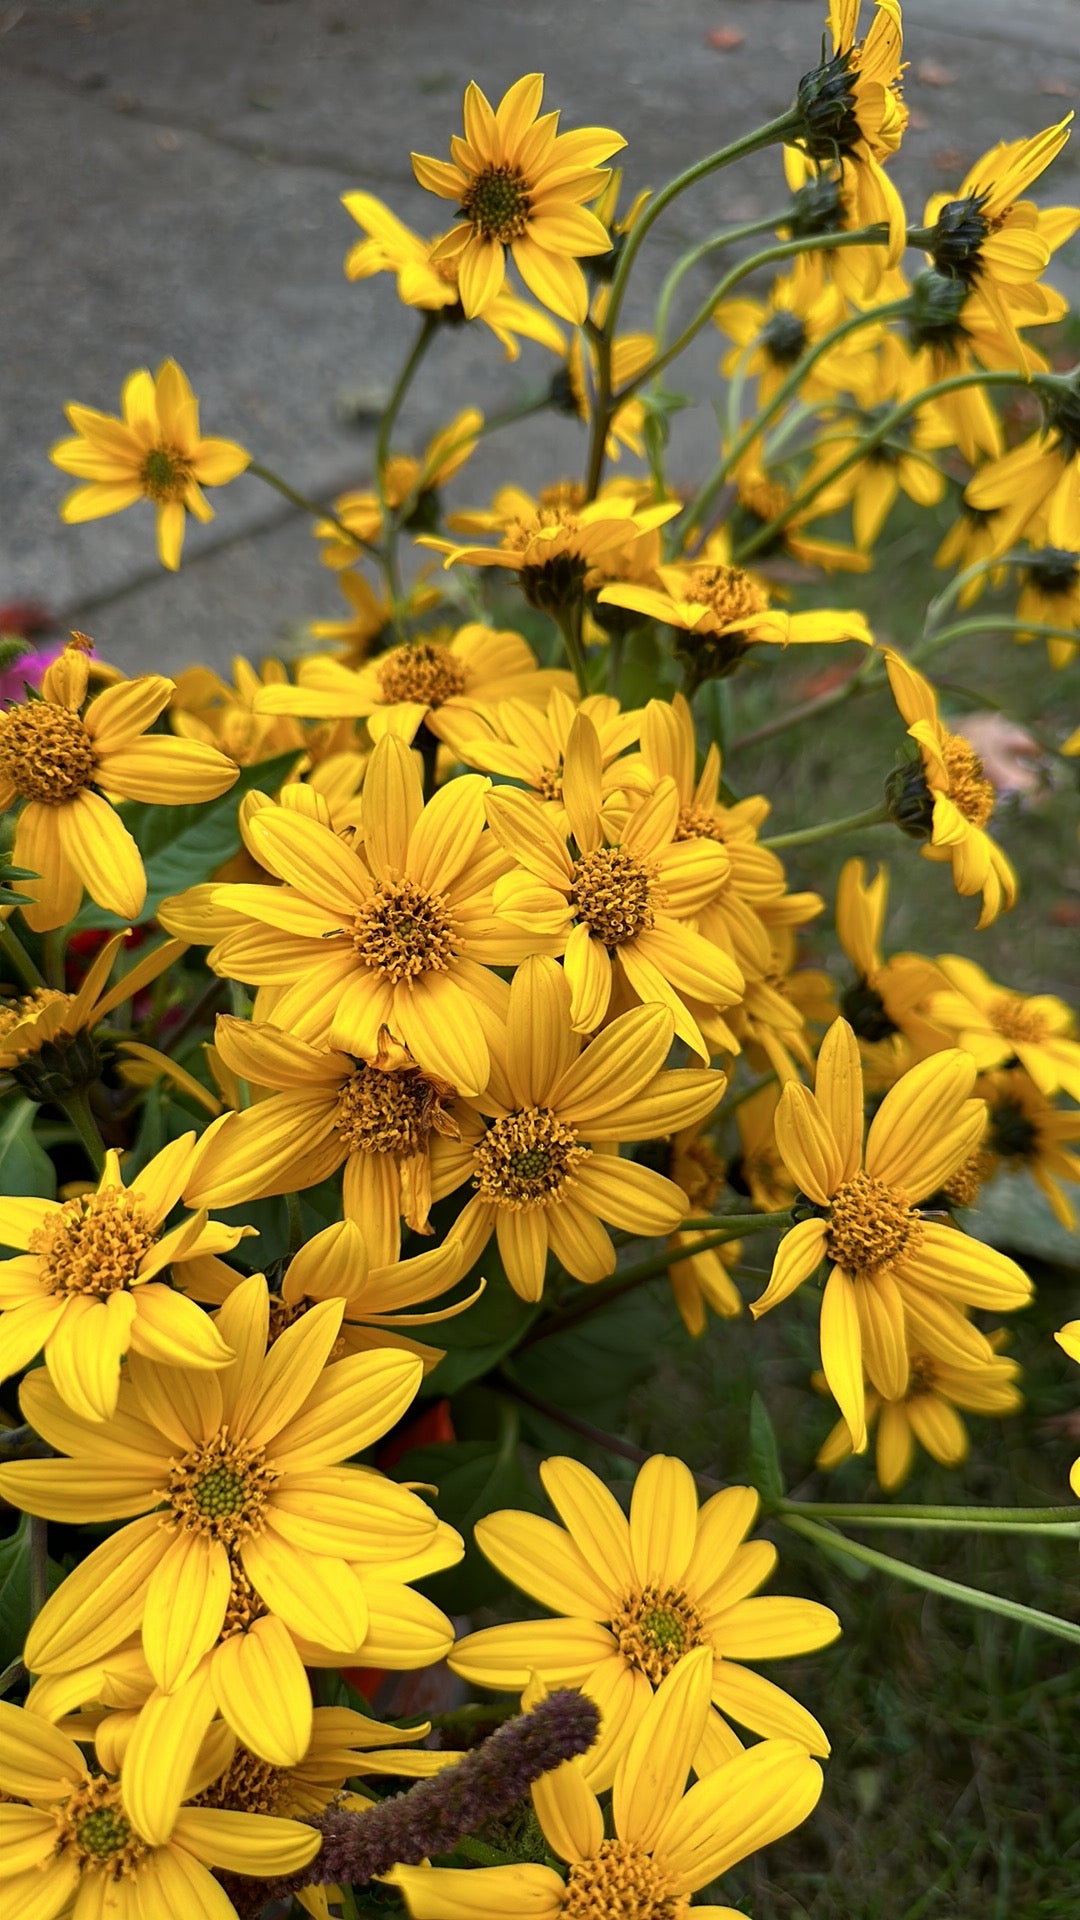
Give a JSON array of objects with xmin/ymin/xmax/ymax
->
[
  {"xmin": 57, "ymin": 788, "xmax": 145, "ymax": 920},
  {"xmin": 473, "ymin": 1509, "xmax": 617, "ymax": 1618},
  {"xmin": 710, "ymin": 1661, "xmax": 831, "ymax": 1756},
  {"xmin": 774, "ymin": 1084, "xmax": 843, "ymax": 1205},
  {"xmin": 628, "ymin": 1455, "xmax": 699, "ymax": 1590},
  {"xmin": 240, "ymin": 1533, "xmax": 368, "ymax": 1651},
  {"xmin": 612, "ymin": 1645, "xmax": 713, "ymax": 1853},
  {"xmin": 820, "ymin": 1265, "xmax": 867, "ymax": 1453},
  {"xmin": 120, "ymin": 1672, "xmax": 217, "ymax": 1845},
  {"xmin": 209, "ymin": 1614, "xmax": 312, "ymax": 1766},
  {"xmin": 142, "ymin": 1528, "xmax": 231, "ymax": 1691},
  {"xmin": 531, "ymin": 1758, "xmax": 603, "ymax": 1865}
]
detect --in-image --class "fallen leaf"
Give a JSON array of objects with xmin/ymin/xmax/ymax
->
[
  {"xmin": 795, "ymin": 664, "xmax": 860, "ymax": 700},
  {"xmin": 953, "ymin": 712, "xmax": 1044, "ymax": 798},
  {"xmin": 916, "ymin": 59, "xmax": 956, "ymax": 86},
  {"xmin": 1050, "ymin": 899, "xmax": 1080, "ymax": 928},
  {"xmin": 707, "ymin": 27, "xmax": 745, "ymax": 50},
  {"xmin": 907, "ymin": 108, "xmax": 930, "ymax": 130},
  {"xmin": 1041, "ymin": 77, "xmax": 1078, "ymax": 97}
]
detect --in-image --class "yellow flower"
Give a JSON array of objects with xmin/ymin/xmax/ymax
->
[
  {"xmin": 0, "ymin": 1274, "xmax": 458, "ymax": 1786},
  {"xmin": 883, "ymin": 647, "xmax": 1017, "ymax": 928},
  {"xmin": 923, "ymin": 119, "xmax": 1078, "ymax": 331},
  {"xmin": 50, "ymin": 359, "xmax": 249, "ymax": 569},
  {"xmin": 426, "ymin": 955, "xmax": 724, "ymax": 1301},
  {"xmin": 449, "ymin": 1454, "xmax": 839, "ymax": 1786},
  {"xmin": 250, "ymin": 622, "xmax": 574, "ymax": 746},
  {"xmin": 752, "ymin": 1019, "xmax": 1032, "ymax": 1451},
  {"xmin": 927, "ymin": 956, "xmax": 1080, "ymax": 1103},
  {"xmin": 597, "ymin": 561, "xmax": 872, "ymax": 687},
  {"xmin": 794, "ymin": 0, "xmax": 908, "ymax": 265},
  {"xmin": 964, "ymin": 404, "xmax": 1080, "ymax": 556},
  {"xmin": 0, "ymin": 1135, "xmax": 245, "ymax": 1421},
  {"xmin": 436, "ymin": 686, "xmax": 648, "ymax": 835},
  {"xmin": 978, "ymin": 1067, "xmax": 1080, "ymax": 1230},
  {"xmin": 314, "ymin": 410, "xmax": 482, "ymax": 565},
  {"xmin": 1054, "ymin": 1320, "xmax": 1080, "ymax": 1497},
  {"xmin": 307, "ymin": 569, "xmax": 395, "ymax": 663},
  {"xmin": 0, "ymin": 638, "xmax": 239, "ymax": 932},
  {"xmin": 0, "ymin": 1700, "xmax": 318, "ymax": 1920},
  {"xmin": 726, "ymin": 456, "xmax": 871, "ymax": 573},
  {"xmin": 169, "ymin": 656, "xmax": 308, "ymax": 768},
  {"xmin": 485, "ymin": 712, "xmax": 744, "ymax": 1060},
  {"xmin": 714, "ymin": 257, "xmax": 879, "ymax": 410},
  {"xmin": 425, "ymin": 483, "xmax": 677, "ymax": 611},
  {"xmin": 834, "ymin": 857, "xmax": 947, "ymax": 1057},
  {"xmin": 1013, "ymin": 504, "xmax": 1080, "ymax": 667},
  {"xmin": 341, "ymin": 190, "xmax": 566, "ymax": 358},
  {"xmin": 799, "ymin": 342, "xmax": 949, "ymax": 552},
  {"xmin": 206, "ymin": 732, "xmax": 538, "ymax": 1097},
  {"xmin": 411, "ymin": 74, "xmax": 624, "ymax": 323},
  {"xmin": 186, "ymin": 1018, "xmax": 466, "ymax": 1267},
  {"xmin": 736, "ymin": 1081, "xmax": 795, "ymax": 1214},
  {"xmin": 397, "ymin": 1650, "xmax": 823, "ymax": 1920},
  {"xmin": 816, "ymin": 1339, "xmax": 1022, "ymax": 1489},
  {"xmin": 567, "ymin": 317, "xmax": 656, "ymax": 460},
  {"xmin": 0, "ymin": 927, "xmax": 184, "ymax": 1090},
  {"xmin": 664, "ymin": 1122, "xmax": 742, "ymax": 1337}
]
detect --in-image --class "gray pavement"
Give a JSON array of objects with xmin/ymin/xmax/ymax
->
[{"xmin": 5, "ymin": 0, "xmax": 1080, "ymax": 673}]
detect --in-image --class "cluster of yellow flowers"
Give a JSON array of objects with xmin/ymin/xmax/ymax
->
[{"xmin": 3, "ymin": 4, "xmax": 1080, "ymax": 1915}]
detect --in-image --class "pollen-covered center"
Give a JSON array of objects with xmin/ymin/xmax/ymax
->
[
  {"xmin": 826, "ymin": 1170, "xmax": 922, "ymax": 1275},
  {"xmin": 675, "ymin": 800, "xmax": 725, "ymax": 843},
  {"xmin": 167, "ymin": 1431, "xmax": 277, "ymax": 1544},
  {"xmin": 335, "ymin": 1060, "xmax": 455, "ymax": 1156},
  {"xmin": 140, "ymin": 443, "xmax": 194, "ymax": 503},
  {"xmin": 59, "ymin": 1777, "xmax": 148, "ymax": 1878},
  {"xmin": 536, "ymin": 767, "xmax": 565, "ymax": 804},
  {"xmin": 472, "ymin": 1106, "xmax": 588, "ymax": 1209},
  {"xmin": 195, "ymin": 1744, "xmax": 291, "ymax": 1818},
  {"xmin": 376, "ymin": 642, "xmax": 468, "ymax": 709},
  {"xmin": 29, "ymin": 1188, "xmax": 154, "ymax": 1298},
  {"xmin": 941, "ymin": 1145, "xmax": 994, "ymax": 1209},
  {"xmin": 942, "ymin": 734, "xmax": 995, "ymax": 828},
  {"xmin": 351, "ymin": 877, "xmax": 459, "ymax": 983},
  {"xmin": 0, "ymin": 987, "xmax": 69, "ymax": 1050},
  {"xmin": 221, "ymin": 1555, "xmax": 269, "ymax": 1638},
  {"xmin": 562, "ymin": 1838, "xmax": 687, "ymax": 1920},
  {"xmin": 674, "ymin": 1136, "xmax": 724, "ymax": 1214},
  {"xmin": 461, "ymin": 164, "xmax": 532, "ymax": 243},
  {"xmin": 611, "ymin": 1584, "xmax": 705, "ymax": 1685},
  {"xmin": 570, "ymin": 844, "xmax": 656, "ymax": 947},
  {"xmin": 687, "ymin": 563, "xmax": 771, "ymax": 631},
  {"xmin": 988, "ymin": 994, "xmax": 1050, "ymax": 1046},
  {"xmin": 0, "ymin": 700, "xmax": 96, "ymax": 804}
]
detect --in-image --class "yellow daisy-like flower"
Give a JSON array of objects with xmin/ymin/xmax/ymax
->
[
  {"xmin": 0, "ymin": 1700, "xmax": 318, "ymax": 1920},
  {"xmin": 964, "ymin": 396, "xmax": 1080, "ymax": 555},
  {"xmin": 726, "ymin": 455, "xmax": 871, "ymax": 573},
  {"xmin": 425, "ymin": 483, "xmax": 678, "ymax": 612},
  {"xmin": 927, "ymin": 956, "xmax": 1080, "ymax": 1104},
  {"xmin": 169, "ymin": 656, "xmax": 307, "ymax": 769},
  {"xmin": 436, "ymin": 687, "xmax": 647, "ymax": 835},
  {"xmin": 411, "ymin": 73, "xmax": 624, "ymax": 324},
  {"xmin": 50, "ymin": 359, "xmax": 250, "ymax": 569},
  {"xmin": 1012, "ymin": 491, "xmax": 1080, "ymax": 667},
  {"xmin": 426, "ymin": 955, "xmax": 724, "ymax": 1301},
  {"xmin": 923, "ymin": 118, "xmax": 1078, "ymax": 327},
  {"xmin": 0, "ymin": 638, "xmax": 239, "ymax": 932},
  {"xmin": 794, "ymin": 0, "xmax": 908, "ymax": 265},
  {"xmin": 883, "ymin": 647, "xmax": 1017, "ymax": 928},
  {"xmin": 250, "ymin": 622, "xmax": 574, "ymax": 746},
  {"xmin": 664, "ymin": 1121, "xmax": 742, "ymax": 1338},
  {"xmin": 485, "ymin": 712, "xmax": 744, "ymax": 1059},
  {"xmin": 1055, "ymin": 1320, "xmax": 1080, "ymax": 1497},
  {"xmin": 186, "ymin": 1019, "xmax": 467, "ymax": 1267},
  {"xmin": 978, "ymin": 1067, "xmax": 1080, "ymax": 1230},
  {"xmin": 397, "ymin": 1649, "xmax": 823, "ymax": 1920},
  {"xmin": 834, "ymin": 857, "xmax": 947, "ymax": 1058},
  {"xmin": 0, "ymin": 1134, "xmax": 246, "ymax": 1421},
  {"xmin": 0, "ymin": 1274, "xmax": 457, "ymax": 1774},
  {"xmin": 816, "ymin": 1338, "xmax": 1022, "ymax": 1489},
  {"xmin": 0, "ymin": 927, "xmax": 184, "ymax": 1091},
  {"xmin": 341, "ymin": 190, "xmax": 566, "ymax": 359},
  {"xmin": 314, "ymin": 410, "xmax": 483, "ymax": 566},
  {"xmin": 736, "ymin": 1081, "xmax": 796, "ymax": 1215},
  {"xmin": 752, "ymin": 1019, "xmax": 1033, "ymax": 1451},
  {"xmin": 714, "ymin": 258, "xmax": 879, "ymax": 411},
  {"xmin": 450, "ymin": 1454, "xmax": 839, "ymax": 1787}
]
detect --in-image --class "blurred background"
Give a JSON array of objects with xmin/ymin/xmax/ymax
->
[{"xmin": 6, "ymin": 3, "xmax": 1080, "ymax": 1915}]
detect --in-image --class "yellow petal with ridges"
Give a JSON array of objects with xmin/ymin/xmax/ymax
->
[
  {"xmin": 240, "ymin": 1533, "xmax": 367, "ymax": 1652},
  {"xmin": 269, "ymin": 1346, "xmax": 422, "ymax": 1472},
  {"xmin": 172, "ymin": 1805, "xmax": 321, "ymax": 1876},
  {"xmin": 547, "ymin": 1001, "xmax": 672, "ymax": 1125},
  {"xmin": 654, "ymin": 1738, "xmax": 823, "ymax": 1891},
  {"xmin": 751, "ymin": 1218, "xmax": 827, "ymax": 1317},
  {"xmin": 774, "ymin": 1084, "xmax": 843, "ymax": 1204},
  {"xmin": 710, "ymin": 1661, "xmax": 831, "ymax": 1756},
  {"xmin": 393, "ymin": 1863, "xmax": 566, "ymax": 1920},
  {"xmin": 353, "ymin": 1581, "xmax": 458, "ymax": 1668},
  {"xmin": 613, "ymin": 1645, "xmax": 713, "ymax": 1854},
  {"xmin": 142, "ymin": 1529, "xmax": 230, "ymax": 1691},
  {"xmin": 0, "ymin": 1699, "xmax": 85, "ymax": 1796},
  {"xmin": 473, "ymin": 1509, "xmax": 617, "ymax": 1618},
  {"xmin": 231, "ymin": 1295, "xmax": 345, "ymax": 1448},
  {"xmin": 209, "ymin": 1613, "xmax": 312, "ymax": 1765},
  {"xmin": 539, "ymin": 1457, "xmax": 634, "ymax": 1592},
  {"xmin": 864, "ymin": 1049, "xmax": 978, "ymax": 1194},
  {"xmin": 24, "ymin": 1517, "xmax": 165, "ymax": 1673},
  {"xmin": 531, "ymin": 1758, "xmax": 603, "ymax": 1865},
  {"xmin": 121, "ymin": 1673, "xmax": 217, "ymax": 1845},
  {"xmin": 57, "ymin": 788, "xmax": 145, "ymax": 920},
  {"xmin": 628, "ymin": 1454, "xmax": 698, "ymax": 1590},
  {"xmin": 820, "ymin": 1264, "xmax": 867, "ymax": 1452},
  {"xmin": 814, "ymin": 1018, "xmax": 864, "ymax": 1183}
]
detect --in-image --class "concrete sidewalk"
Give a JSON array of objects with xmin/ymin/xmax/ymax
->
[{"xmin": 5, "ymin": 0, "xmax": 1080, "ymax": 674}]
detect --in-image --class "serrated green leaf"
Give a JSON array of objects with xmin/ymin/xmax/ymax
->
[
  {"xmin": 0, "ymin": 1094, "xmax": 56, "ymax": 1200},
  {"xmin": 72, "ymin": 749, "xmax": 302, "ymax": 931},
  {"xmin": 748, "ymin": 1391, "xmax": 784, "ymax": 1508}
]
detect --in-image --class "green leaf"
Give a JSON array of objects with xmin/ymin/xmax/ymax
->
[
  {"xmin": 0, "ymin": 1515, "xmax": 62, "ymax": 1674},
  {"xmin": 0, "ymin": 1094, "xmax": 56, "ymax": 1200},
  {"xmin": 393, "ymin": 1417, "xmax": 539, "ymax": 1611},
  {"xmin": 748, "ymin": 1391, "xmax": 784, "ymax": 1508},
  {"xmin": 72, "ymin": 749, "xmax": 302, "ymax": 930},
  {"xmin": 511, "ymin": 1281, "xmax": 677, "ymax": 1431}
]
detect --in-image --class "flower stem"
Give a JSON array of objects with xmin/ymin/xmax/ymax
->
[
  {"xmin": 553, "ymin": 602, "xmax": 590, "ymax": 698},
  {"xmin": 29, "ymin": 1516, "xmax": 49, "ymax": 1622},
  {"xmin": 247, "ymin": 462, "xmax": 377, "ymax": 555},
  {"xmin": 59, "ymin": 1089, "xmax": 107, "ymax": 1177},
  {"xmin": 762, "ymin": 801, "xmax": 889, "ymax": 851},
  {"xmin": 375, "ymin": 313, "xmax": 438, "ymax": 630},
  {"xmin": 911, "ymin": 614, "xmax": 1080, "ymax": 667},
  {"xmin": 782, "ymin": 1500, "xmax": 1080, "ymax": 1536},
  {"xmin": 781, "ymin": 1512, "xmax": 1080, "ymax": 1645},
  {"xmin": 0, "ymin": 920, "xmax": 45, "ymax": 992},
  {"xmin": 729, "ymin": 655, "xmax": 880, "ymax": 752}
]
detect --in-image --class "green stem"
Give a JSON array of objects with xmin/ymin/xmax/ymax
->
[
  {"xmin": 60, "ymin": 1089, "xmax": 107, "ymax": 1177},
  {"xmin": 553, "ymin": 602, "xmax": 590, "ymax": 698},
  {"xmin": 247, "ymin": 462, "xmax": 377, "ymax": 556},
  {"xmin": 732, "ymin": 369, "xmax": 1034, "ymax": 564},
  {"xmin": 912, "ymin": 614, "xmax": 1080, "ymax": 668},
  {"xmin": 42, "ymin": 929, "xmax": 64, "ymax": 990},
  {"xmin": 729, "ymin": 655, "xmax": 879, "ymax": 753},
  {"xmin": 584, "ymin": 323, "xmax": 614, "ymax": 501},
  {"xmin": 782, "ymin": 1500, "xmax": 1080, "ymax": 1537},
  {"xmin": 650, "ymin": 213, "xmax": 788, "ymax": 361},
  {"xmin": 375, "ymin": 313, "xmax": 438, "ymax": 490},
  {"xmin": 681, "ymin": 1209, "xmax": 793, "ymax": 1232},
  {"xmin": 781, "ymin": 1512, "xmax": 1080, "ymax": 1646},
  {"xmin": 0, "ymin": 920, "xmax": 45, "ymax": 991},
  {"xmin": 917, "ymin": 550, "xmax": 1028, "ymax": 642},
  {"xmin": 763, "ymin": 801, "xmax": 889, "ymax": 851}
]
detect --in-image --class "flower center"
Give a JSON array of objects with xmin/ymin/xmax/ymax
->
[
  {"xmin": 140, "ymin": 444, "xmax": 194, "ymax": 503},
  {"xmin": 988, "ymin": 1097, "xmax": 1039, "ymax": 1160},
  {"xmin": 167, "ymin": 1431, "xmax": 277, "ymax": 1544},
  {"xmin": 687, "ymin": 563, "xmax": 771, "ymax": 629},
  {"xmin": 610, "ymin": 1585, "xmax": 705, "ymax": 1685},
  {"xmin": 376, "ymin": 642, "xmax": 468, "ymax": 709},
  {"xmin": 942, "ymin": 735, "xmax": 996, "ymax": 828},
  {"xmin": 351, "ymin": 878, "xmax": 458, "ymax": 983},
  {"xmin": 461, "ymin": 164, "xmax": 532, "ymax": 243},
  {"xmin": 472, "ymin": 1106, "xmax": 588, "ymax": 1209},
  {"xmin": 674, "ymin": 1137, "xmax": 724, "ymax": 1213},
  {"xmin": 941, "ymin": 1146, "xmax": 994, "ymax": 1209},
  {"xmin": 59, "ymin": 1778, "xmax": 147, "ymax": 1879},
  {"xmin": 221, "ymin": 1556, "xmax": 269, "ymax": 1638},
  {"xmin": 0, "ymin": 987, "xmax": 69, "ymax": 1050},
  {"xmin": 562, "ymin": 1838, "xmax": 686, "ymax": 1920},
  {"xmin": 536, "ymin": 767, "xmax": 565, "ymax": 804},
  {"xmin": 195, "ymin": 1744, "xmax": 291, "ymax": 1817},
  {"xmin": 762, "ymin": 309, "xmax": 809, "ymax": 365},
  {"xmin": 570, "ymin": 844, "xmax": 655, "ymax": 947},
  {"xmin": 674, "ymin": 801, "xmax": 725, "ymax": 844},
  {"xmin": 334, "ymin": 1060, "xmax": 456, "ymax": 1156},
  {"xmin": 988, "ymin": 994, "xmax": 1050, "ymax": 1047},
  {"xmin": 840, "ymin": 977, "xmax": 898, "ymax": 1043},
  {"xmin": 1024, "ymin": 545, "xmax": 1080, "ymax": 595},
  {"xmin": 826, "ymin": 1170, "xmax": 922, "ymax": 1275},
  {"xmin": 0, "ymin": 700, "xmax": 96, "ymax": 803},
  {"xmin": 29, "ymin": 1189, "xmax": 154, "ymax": 1298}
]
